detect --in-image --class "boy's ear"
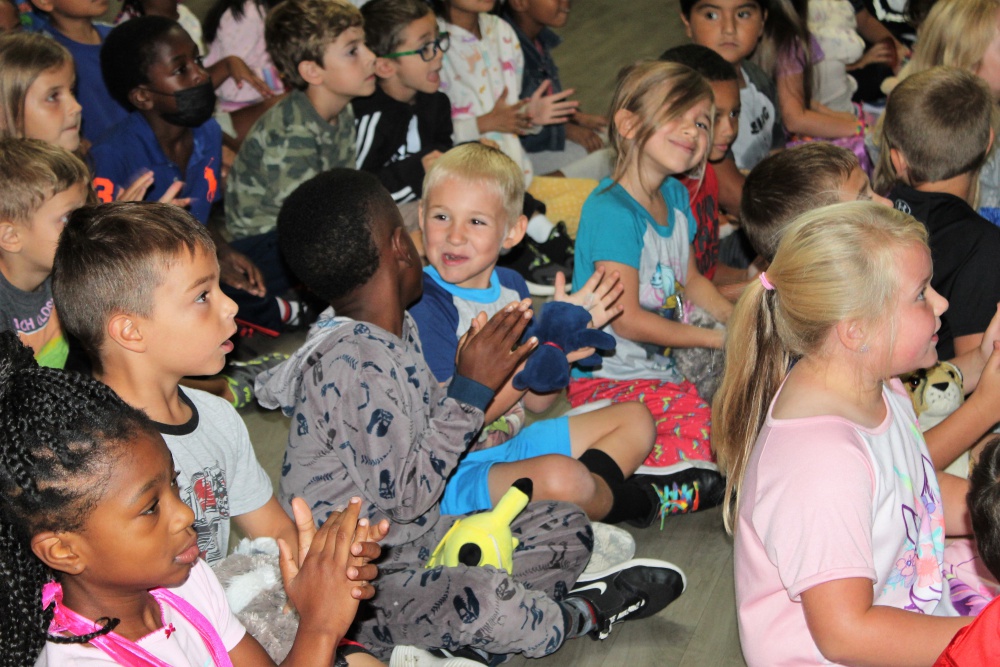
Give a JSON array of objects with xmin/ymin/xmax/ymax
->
[
  {"xmin": 0, "ymin": 220, "xmax": 22, "ymax": 253},
  {"xmin": 390, "ymin": 225, "xmax": 418, "ymax": 268},
  {"xmin": 106, "ymin": 313, "xmax": 147, "ymax": 353},
  {"xmin": 128, "ymin": 86, "xmax": 155, "ymax": 112},
  {"xmin": 374, "ymin": 57, "xmax": 397, "ymax": 80},
  {"xmin": 31, "ymin": 532, "xmax": 85, "ymax": 576},
  {"xmin": 503, "ymin": 214, "xmax": 528, "ymax": 250},
  {"xmin": 614, "ymin": 109, "xmax": 639, "ymax": 140},
  {"xmin": 889, "ymin": 148, "xmax": 909, "ymax": 182},
  {"xmin": 680, "ymin": 11, "xmax": 693, "ymax": 38},
  {"xmin": 298, "ymin": 59, "xmax": 324, "ymax": 87}
]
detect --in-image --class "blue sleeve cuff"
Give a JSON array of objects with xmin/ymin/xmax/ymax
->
[{"xmin": 447, "ymin": 375, "xmax": 495, "ymax": 412}]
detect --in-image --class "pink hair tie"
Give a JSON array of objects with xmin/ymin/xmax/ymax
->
[{"xmin": 759, "ymin": 272, "xmax": 775, "ymax": 291}]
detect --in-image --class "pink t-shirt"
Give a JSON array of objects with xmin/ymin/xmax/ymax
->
[
  {"xmin": 204, "ymin": 0, "xmax": 285, "ymax": 112},
  {"xmin": 735, "ymin": 378, "xmax": 954, "ymax": 666},
  {"xmin": 34, "ymin": 560, "xmax": 246, "ymax": 666}
]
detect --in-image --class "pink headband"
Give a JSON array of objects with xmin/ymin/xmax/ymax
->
[{"xmin": 759, "ymin": 272, "xmax": 775, "ymax": 291}]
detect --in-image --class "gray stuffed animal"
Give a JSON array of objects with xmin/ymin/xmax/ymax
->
[
  {"xmin": 212, "ymin": 538, "xmax": 298, "ymax": 662},
  {"xmin": 672, "ymin": 305, "xmax": 725, "ymax": 401}
]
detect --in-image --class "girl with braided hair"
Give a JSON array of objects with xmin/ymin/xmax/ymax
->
[{"xmin": 0, "ymin": 331, "xmax": 382, "ymax": 667}]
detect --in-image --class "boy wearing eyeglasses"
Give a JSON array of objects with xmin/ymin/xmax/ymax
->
[{"xmin": 353, "ymin": 0, "xmax": 454, "ymax": 209}]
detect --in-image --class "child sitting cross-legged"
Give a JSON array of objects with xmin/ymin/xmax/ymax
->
[
  {"xmin": 52, "ymin": 202, "xmax": 390, "ymax": 664},
  {"xmin": 0, "ymin": 330, "xmax": 383, "ymax": 666},
  {"xmin": 0, "ymin": 137, "xmax": 88, "ymax": 369},
  {"xmin": 410, "ymin": 142, "xmax": 692, "ymax": 527},
  {"xmin": 256, "ymin": 167, "xmax": 686, "ymax": 663},
  {"xmin": 225, "ymin": 0, "xmax": 376, "ymax": 313}
]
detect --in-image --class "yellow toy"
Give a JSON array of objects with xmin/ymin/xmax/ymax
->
[{"xmin": 426, "ymin": 478, "xmax": 532, "ymax": 573}]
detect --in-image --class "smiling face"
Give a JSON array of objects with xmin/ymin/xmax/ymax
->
[
  {"xmin": 22, "ymin": 60, "xmax": 82, "ymax": 152},
  {"xmin": 708, "ymin": 78, "xmax": 739, "ymax": 161},
  {"xmin": 60, "ymin": 429, "xmax": 199, "ymax": 594},
  {"xmin": 883, "ymin": 243, "xmax": 948, "ymax": 376},
  {"xmin": 380, "ymin": 12, "xmax": 444, "ymax": 100},
  {"xmin": 639, "ymin": 97, "xmax": 713, "ymax": 179},
  {"xmin": 135, "ymin": 245, "xmax": 238, "ymax": 379},
  {"xmin": 682, "ymin": 0, "xmax": 766, "ymax": 65},
  {"xmin": 420, "ymin": 176, "xmax": 526, "ymax": 290}
]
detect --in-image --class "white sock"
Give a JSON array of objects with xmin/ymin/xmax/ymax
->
[{"xmin": 526, "ymin": 213, "xmax": 556, "ymax": 243}]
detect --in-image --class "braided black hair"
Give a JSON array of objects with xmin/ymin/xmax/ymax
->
[{"xmin": 0, "ymin": 331, "xmax": 157, "ymax": 666}]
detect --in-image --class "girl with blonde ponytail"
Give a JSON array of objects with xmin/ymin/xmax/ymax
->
[{"xmin": 715, "ymin": 201, "xmax": 978, "ymax": 666}]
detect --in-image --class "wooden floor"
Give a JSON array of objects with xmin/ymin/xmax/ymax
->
[{"xmin": 226, "ymin": 0, "xmax": 748, "ymax": 664}]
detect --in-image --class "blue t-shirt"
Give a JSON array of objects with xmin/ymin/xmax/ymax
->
[
  {"xmin": 409, "ymin": 266, "xmax": 530, "ymax": 383},
  {"xmin": 43, "ymin": 23, "xmax": 128, "ymax": 144},
  {"xmin": 90, "ymin": 112, "xmax": 223, "ymax": 223},
  {"xmin": 572, "ymin": 176, "xmax": 696, "ymax": 381}
]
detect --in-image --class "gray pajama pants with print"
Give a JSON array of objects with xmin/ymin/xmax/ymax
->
[{"xmin": 352, "ymin": 500, "xmax": 593, "ymax": 660}]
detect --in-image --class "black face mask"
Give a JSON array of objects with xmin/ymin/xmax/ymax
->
[{"xmin": 151, "ymin": 81, "xmax": 216, "ymax": 127}]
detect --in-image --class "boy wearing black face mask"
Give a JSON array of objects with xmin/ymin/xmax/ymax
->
[
  {"xmin": 92, "ymin": 16, "xmax": 293, "ymax": 338},
  {"xmin": 93, "ymin": 16, "xmax": 222, "ymax": 223}
]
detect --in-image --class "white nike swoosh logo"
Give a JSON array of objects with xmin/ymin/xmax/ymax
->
[{"xmin": 572, "ymin": 581, "xmax": 607, "ymax": 595}]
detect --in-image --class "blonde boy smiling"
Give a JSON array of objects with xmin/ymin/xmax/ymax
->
[{"xmin": 411, "ymin": 143, "xmax": 705, "ymax": 527}]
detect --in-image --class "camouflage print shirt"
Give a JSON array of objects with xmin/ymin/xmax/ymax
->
[{"xmin": 225, "ymin": 89, "xmax": 358, "ymax": 239}]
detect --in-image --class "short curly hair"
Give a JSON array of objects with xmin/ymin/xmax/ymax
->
[
  {"xmin": 100, "ymin": 16, "xmax": 181, "ymax": 110},
  {"xmin": 278, "ymin": 168, "xmax": 392, "ymax": 302},
  {"xmin": 266, "ymin": 0, "xmax": 363, "ymax": 91}
]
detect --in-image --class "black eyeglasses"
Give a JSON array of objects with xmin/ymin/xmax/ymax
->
[{"xmin": 383, "ymin": 33, "xmax": 450, "ymax": 62}]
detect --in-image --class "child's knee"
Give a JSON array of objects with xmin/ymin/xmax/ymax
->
[
  {"xmin": 531, "ymin": 456, "xmax": 597, "ymax": 503},
  {"xmin": 608, "ymin": 401, "xmax": 656, "ymax": 450}
]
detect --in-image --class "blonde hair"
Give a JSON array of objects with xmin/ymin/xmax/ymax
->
[
  {"xmin": 0, "ymin": 137, "xmax": 88, "ymax": 225},
  {"xmin": 898, "ymin": 0, "xmax": 1000, "ymax": 82},
  {"xmin": 266, "ymin": 0, "xmax": 363, "ymax": 90},
  {"xmin": 422, "ymin": 143, "xmax": 524, "ymax": 226},
  {"xmin": 873, "ymin": 67, "xmax": 996, "ymax": 193},
  {"xmin": 713, "ymin": 202, "xmax": 929, "ymax": 533},
  {"xmin": 0, "ymin": 33, "xmax": 73, "ymax": 139},
  {"xmin": 608, "ymin": 61, "xmax": 714, "ymax": 192}
]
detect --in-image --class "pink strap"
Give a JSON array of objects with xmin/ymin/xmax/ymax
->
[{"xmin": 42, "ymin": 580, "xmax": 234, "ymax": 667}]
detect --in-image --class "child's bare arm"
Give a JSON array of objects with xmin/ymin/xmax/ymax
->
[
  {"xmin": 924, "ymin": 340, "xmax": 1000, "ymax": 469},
  {"xmin": 683, "ymin": 252, "xmax": 733, "ymax": 324},
  {"xmin": 777, "ymin": 73, "xmax": 861, "ymax": 139},
  {"xmin": 800, "ymin": 578, "xmax": 971, "ymax": 666},
  {"xmin": 596, "ymin": 261, "xmax": 724, "ymax": 349},
  {"xmin": 947, "ymin": 304, "xmax": 1000, "ymax": 392}
]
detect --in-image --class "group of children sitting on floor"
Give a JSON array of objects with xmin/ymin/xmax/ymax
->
[{"xmin": 4, "ymin": 0, "xmax": 1000, "ymax": 664}]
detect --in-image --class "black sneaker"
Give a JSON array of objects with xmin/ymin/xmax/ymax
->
[
  {"xmin": 390, "ymin": 645, "xmax": 499, "ymax": 666},
  {"xmin": 496, "ymin": 238, "xmax": 569, "ymax": 297},
  {"xmin": 627, "ymin": 461, "xmax": 726, "ymax": 528},
  {"xmin": 568, "ymin": 558, "xmax": 686, "ymax": 640},
  {"xmin": 536, "ymin": 220, "xmax": 575, "ymax": 273}
]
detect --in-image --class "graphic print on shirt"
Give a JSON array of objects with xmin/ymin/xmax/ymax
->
[
  {"xmin": 182, "ymin": 464, "xmax": 230, "ymax": 562},
  {"xmin": 882, "ymin": 437, "xmax": 945, "ymax": 613}
]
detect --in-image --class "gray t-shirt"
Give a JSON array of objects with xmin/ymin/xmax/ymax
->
[{"xmin": 155, "ymin": 388, "xmax": 273, "ymax": 564}]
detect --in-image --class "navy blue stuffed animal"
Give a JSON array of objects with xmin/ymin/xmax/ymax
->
[{"xmin": 512, "ymin": 301, "xmax": 616, "ymax": 393}]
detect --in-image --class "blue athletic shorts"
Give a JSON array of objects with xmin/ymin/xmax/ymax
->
[{"xmin": 440, "ymin": 416, "xmax": 572, "ymax": 515}]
